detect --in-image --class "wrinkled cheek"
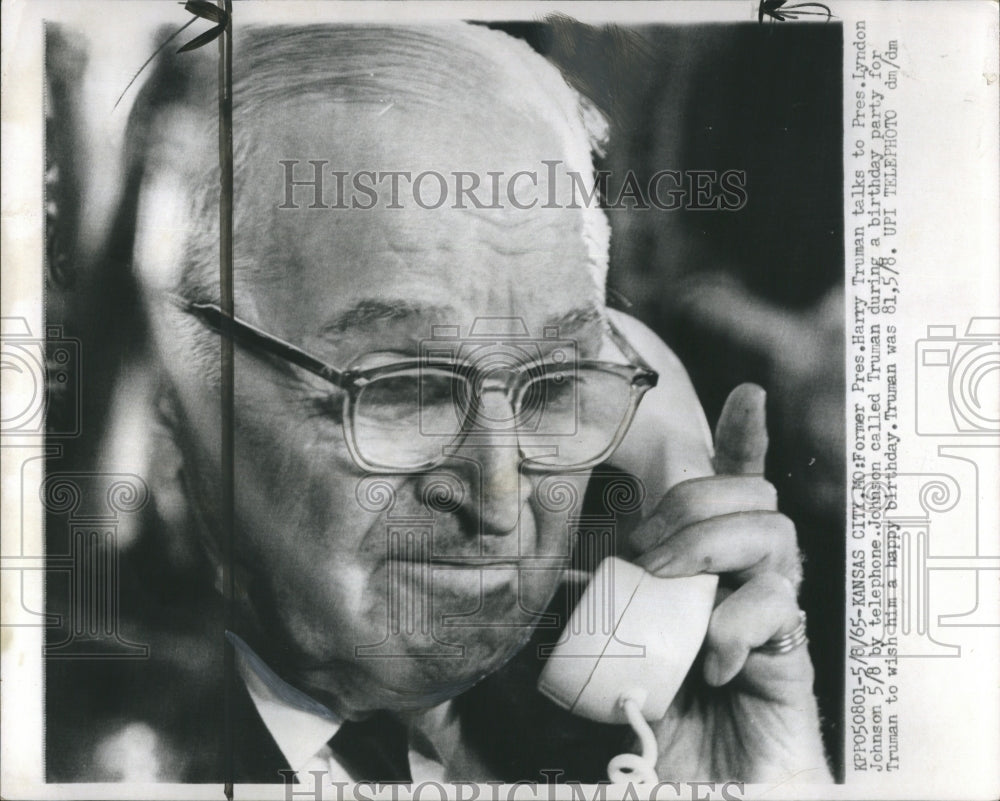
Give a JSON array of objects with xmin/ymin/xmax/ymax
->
[
  {"xmin": 232, "ymin": 417, "xmax": 367, "ymax": 552},
  {"xmin": 229, "ymin": 431, "xmax": 394, "ymax": 655},
  {"xmin": 267, "ymin": 562, "xmax": 386, "ymax": 663}
]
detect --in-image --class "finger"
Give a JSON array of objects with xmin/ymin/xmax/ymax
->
[
  {"xmin": 635, "ymin": 510, "xmax": 802, "ymax": 587},
  {"xmin": 713, "ymin": 383, "xmax": 768, "ymax": 476},
  {"xmin": 629, "ymin": 475, "xmax": 777, "ymax": 553},
  {"xmin": 701, "ymin": 572, "xmax": 801, "ymax": 686}
]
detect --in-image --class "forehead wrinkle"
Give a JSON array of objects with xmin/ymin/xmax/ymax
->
[
  {"xmin": 383, "ymin": 206, "xmax": 586, "ymax": 237},
  {"xmin": 380, "ymin": 232, "xmax": 587, "ymax": 260},
  {"xmin": 450, "ymin": 203, "xmax": 586, "ymax": 231},
  {"xmin": 380, "ymin": 209, "xmax": 591, "ymax": 260}
]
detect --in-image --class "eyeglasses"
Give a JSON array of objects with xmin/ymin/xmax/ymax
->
[{"xmin": 170, "ymin": 296, "xmax": 659, "ymax": 474}]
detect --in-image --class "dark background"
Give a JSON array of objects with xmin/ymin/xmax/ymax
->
[{"xmin": 44, "ymin": 19, "xmax": 845, "ymax": 782}]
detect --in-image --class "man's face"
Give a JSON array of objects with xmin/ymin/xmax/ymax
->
[{"xmin": 166, "ymin": 98, "xmax": 608, "ymax": 715}]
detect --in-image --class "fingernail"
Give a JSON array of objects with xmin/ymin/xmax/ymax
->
[
  {"xmin": 714, "ymin": 383, "xmax": 769, "ymax": 475},
  {"xmin": 639, "ymin": 547, "xmax": 676, "ymax": 575},
  {"xmin": 727, "ymin": 383, "xmax": 766, "ymax": 418}
]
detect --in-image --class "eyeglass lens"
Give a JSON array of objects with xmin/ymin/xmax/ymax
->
[{"xmin": 351, "ymin": 367, "xmax": 635, "ymax": 470}]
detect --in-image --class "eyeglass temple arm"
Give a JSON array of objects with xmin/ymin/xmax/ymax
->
[
  {"xmin": 166, "ymin": 293, "xmax": 654, "ymax": 391},
  {"xmin": 606, "ymin": 318, "xmax": 659, "ymax": 385},
  {"xmin": 166, "ymin": 293, "xmax": 350, "ymax": 388}
]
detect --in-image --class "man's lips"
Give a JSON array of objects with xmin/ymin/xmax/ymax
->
[
  {"xmin": 392, "ymin": 555, "xmax": 568, "ymax": 568},
  {"xmin": 385, "ymin": 555, "xmax": 567, "ymax": 594}
]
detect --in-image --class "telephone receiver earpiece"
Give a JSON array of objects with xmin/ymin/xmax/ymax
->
[{"xmin": 537, "ymin": 312, "xmax": 719, "ymax": 779}]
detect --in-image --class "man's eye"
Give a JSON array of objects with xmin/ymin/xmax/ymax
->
[
  {"xmin": 419, "ymin": 375, "xmax": 457, "ymax": 406},
  {"xmin": 310, "ymin": 393, "xmax": 345, "ymax": 424},
  {"xmin": 537, "ymin": 372, "xmax": 578, "ymax": 404},
  {"xmin": 358, "ymin": 375, "xmax": 424, "ymax": 422}
]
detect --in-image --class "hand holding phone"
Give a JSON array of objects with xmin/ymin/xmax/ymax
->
[
  {"xmin": 538, "ymin": 310, "xmax": 719, "ymax": 727},
  {"xmin": 537, "ymin": 314, "xmax": 830, "ymax": 785}
]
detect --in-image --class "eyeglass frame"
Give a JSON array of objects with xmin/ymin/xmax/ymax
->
[{"xmin": 167, "ymin": 294, "xmax": 659, "ymax": 474}]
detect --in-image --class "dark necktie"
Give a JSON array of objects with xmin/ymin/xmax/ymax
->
[{"xmin": 328, "ymin": 711, "xmax": 413, "ymax": 782}]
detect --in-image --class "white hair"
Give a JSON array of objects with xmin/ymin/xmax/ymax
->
[{"xmin": 134, "ymin": 23, "xmax": 611, "ymax": 306}]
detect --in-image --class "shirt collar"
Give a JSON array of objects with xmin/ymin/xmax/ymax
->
[{"xmin": 227, "ymin": 631, "xmax": 342, "ymax": 772}]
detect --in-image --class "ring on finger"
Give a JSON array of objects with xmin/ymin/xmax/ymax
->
[{"xmin": 754, "ymin": 610, "xmax": 808, "ymax": 655}]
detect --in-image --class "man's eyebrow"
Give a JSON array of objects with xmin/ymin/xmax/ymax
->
[
  {"xmin": 545, "ymin": 306, "xmax": 604, "ymax": 336},
  {"xmin": 320, "ymin": 301, "xmax": 603, "ymax": 339},
  {"xmin": 320, "ymin": 300, "xmax": 456, "ymax": 337}
]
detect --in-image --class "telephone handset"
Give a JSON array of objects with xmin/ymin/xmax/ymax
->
[{"xmin": 537, "ymin": 312, "xmax": 719, "ymax": 780}]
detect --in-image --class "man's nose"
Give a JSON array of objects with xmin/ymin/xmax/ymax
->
[{"xmin": 446, "ymin": 391, "xmax": 529, "ymax": 536}]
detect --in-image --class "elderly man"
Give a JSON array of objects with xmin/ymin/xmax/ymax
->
[{"xmin": 128, "ymin": 23, "xmax": 829, "ymax": 785}]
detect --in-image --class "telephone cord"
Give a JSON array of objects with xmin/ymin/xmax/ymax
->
[{"xmin": 606, "ymin": 695, "xmax": 659, "ymax": 785}]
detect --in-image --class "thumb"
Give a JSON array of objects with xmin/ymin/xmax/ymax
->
[{"xmin": 712, "ymin": 383, "xmax": 768, "ymax": 475}]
